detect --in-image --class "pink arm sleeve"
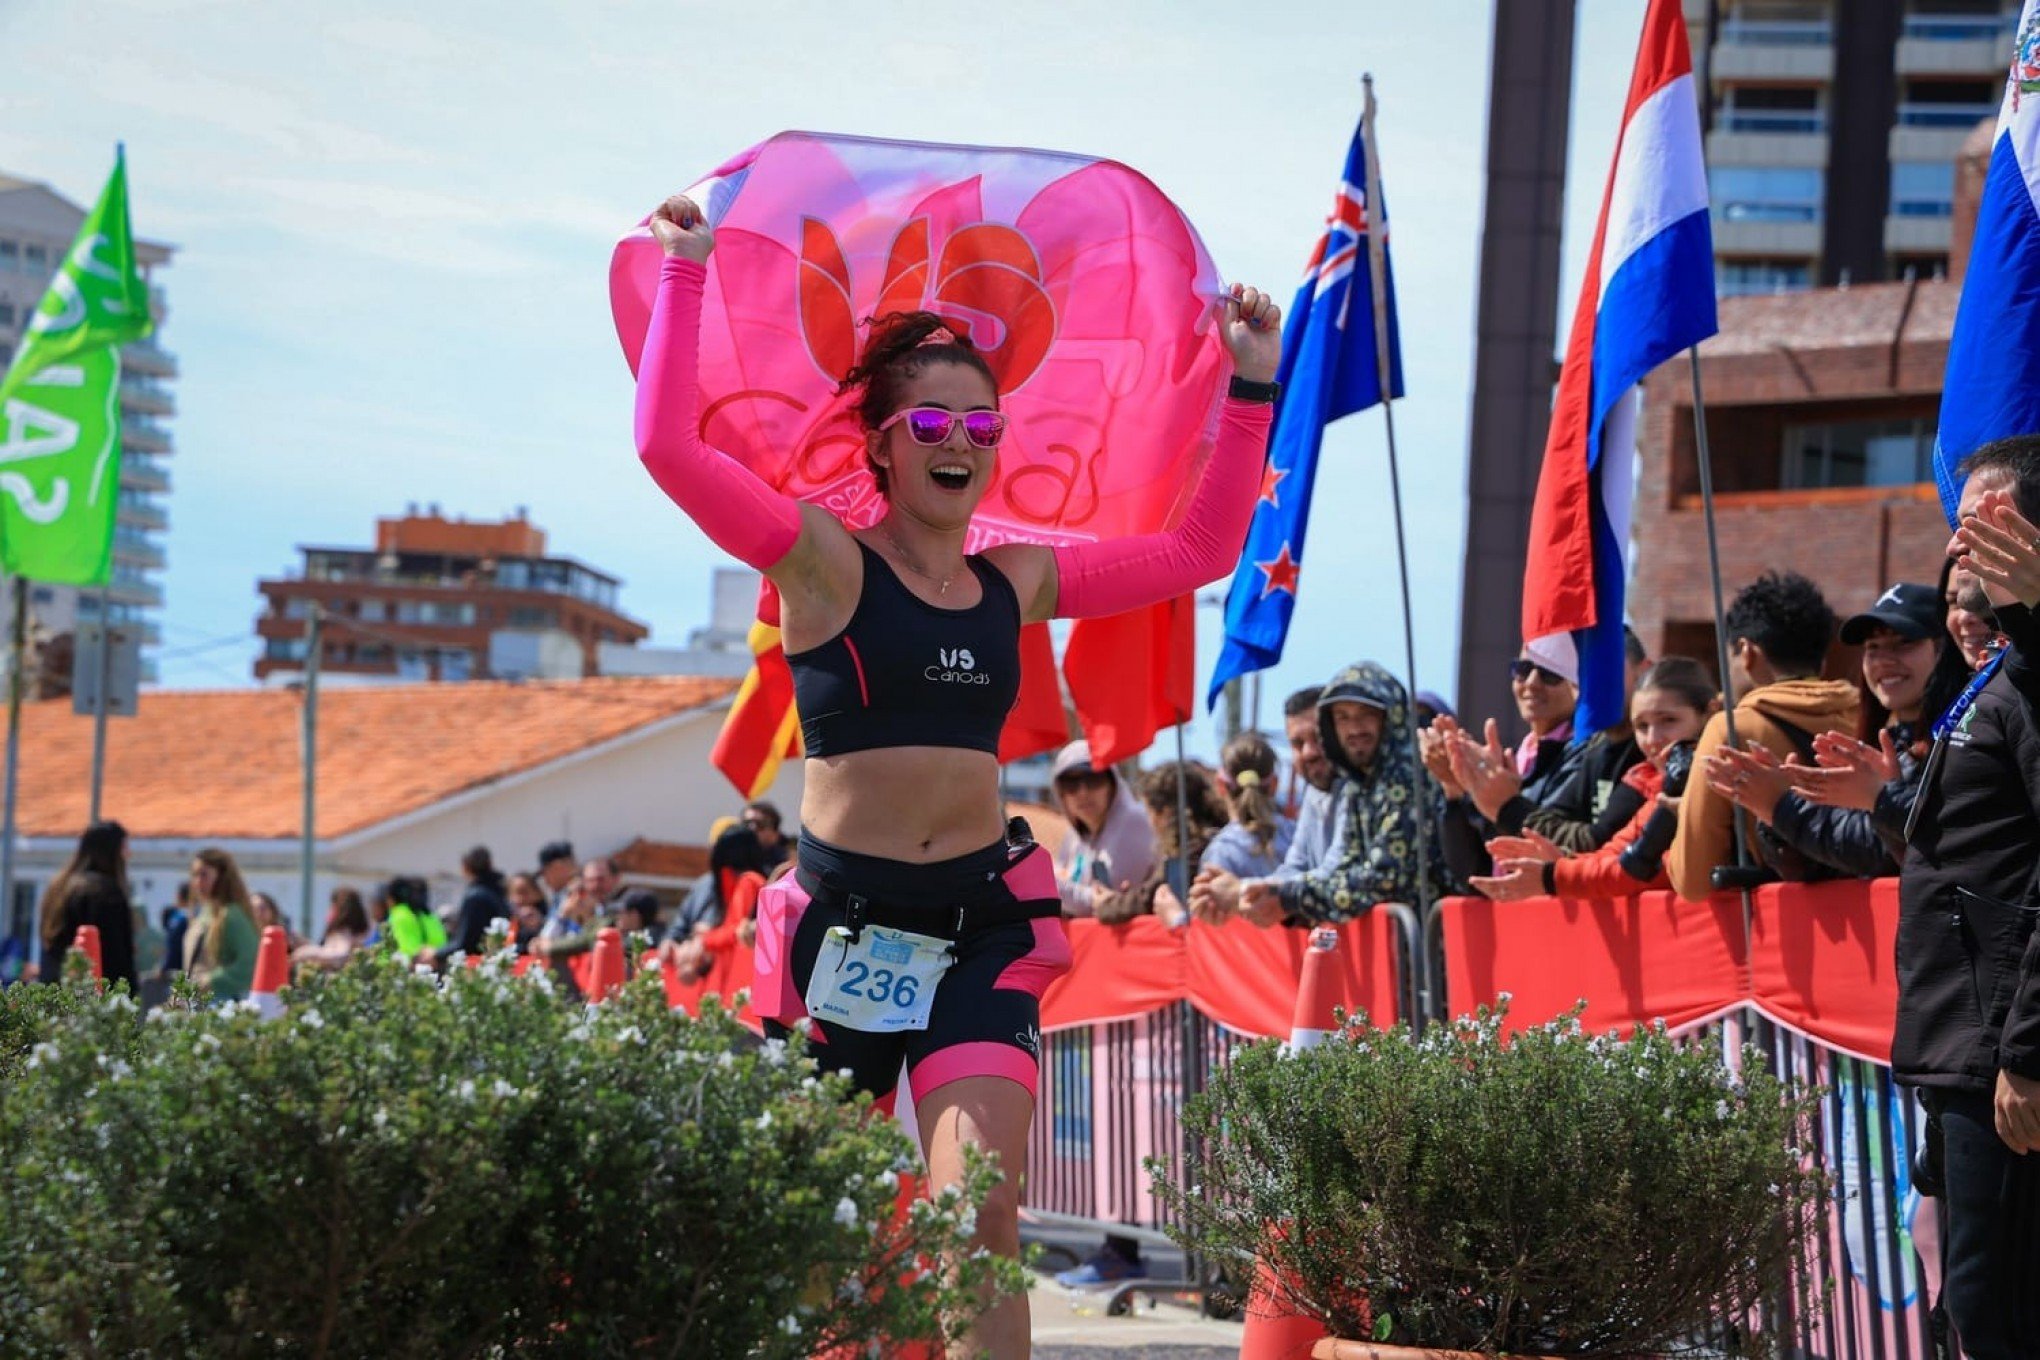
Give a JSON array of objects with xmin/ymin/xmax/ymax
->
[
  {"xmin": 1051, "ymin": 399, "xmax": 1273, "ymax": 619},
  {"xmin": 633, "ymin": 256, "xmax": 804, "ymax": 572}
]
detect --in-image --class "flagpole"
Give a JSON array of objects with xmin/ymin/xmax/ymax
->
[
  {"xmin": 1686, "ymin": 350, "xmax": 1753, "ymax": 885},
  {"xmin": 1361, "ymin": 75, "xmax": 1433, "ymax": 923},
  {"xmin": 1, "ymin": 577, "xmax": 25, "ymax": 963},
  {"xmin": 88, "ymin": 589, "xmax": 111, "ymax": 823}
]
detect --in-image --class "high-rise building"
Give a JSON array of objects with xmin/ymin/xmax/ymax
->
[
  {"xmin": 0, "ymin": 169, "xmax": 176, "ymax": 677},
  {"xmin": 1694, "ymin": 0, "xmax": 2018, "ymax": 295},
  {"xmin": 253, "ymin": 508, "xmax": 649, "ymax": 685}
]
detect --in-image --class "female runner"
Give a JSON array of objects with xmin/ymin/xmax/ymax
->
[{"xmin": 635, "ymin": 193, "xmax": 1279, "ymax": 1357}]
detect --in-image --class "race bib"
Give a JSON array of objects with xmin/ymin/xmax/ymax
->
[{"xmin": 803, "ymin": 925, "xmax": 954, "ymax": 1033}]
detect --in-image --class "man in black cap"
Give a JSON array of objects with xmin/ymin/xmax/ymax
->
[{"xmin": 1708, "ymin": 580, "xmax": 1958, "ymax": 880}]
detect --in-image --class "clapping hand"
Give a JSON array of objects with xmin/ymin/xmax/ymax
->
[
  {"xmin": 1449, "ymin": 719, "xmax": 1524, "ymax": 821},
  {"xmin": 1958, "ymin": 487, "xmax": 2040, "ymax": 608},
  {"xmin": 1796, "ymin": 729, "xmax": 1902, "ymax": 812},
  {"xmin": 1419, "ymin": 715, "xmax": 1467, "ymax": 800},
  {"xmin": 1189, "ymin": 866, "xmax": 1241, "ymax": 924},
  {"xmin": 1486, "ymin": 828, "xmax": 1564, "ymax": 864},
  {"xmin": 1703, "ymin": 745, "xmax": 1803, "ymax": 824},
  {"xmin": 1470, "ymin": 859, "xmax": 1546, "ymax": 903}
]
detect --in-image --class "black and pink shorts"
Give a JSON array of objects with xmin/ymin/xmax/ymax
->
[{"xmin": 752, "ymin": 827, "xmax": 1070, "ymax": 1109}]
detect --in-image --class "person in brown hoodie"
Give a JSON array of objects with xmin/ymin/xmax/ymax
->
[{"xmin": 1668, "ymin": 572, "xmax": 1861, "ymax": 901}]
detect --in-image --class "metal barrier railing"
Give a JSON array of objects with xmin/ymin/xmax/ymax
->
[{"xmin": 1024, "ymin": 897, "xmax": 1949, "ymax": 1357}]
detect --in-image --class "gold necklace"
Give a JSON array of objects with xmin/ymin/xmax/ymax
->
[{"xmin": 882, "ymin": 527, "xmax": 960, "ymax": 596}]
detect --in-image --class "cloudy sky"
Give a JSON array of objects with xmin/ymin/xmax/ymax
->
[{"xmin": 0, "ymin": 0, "xmax": 1637, "ymax": 755}]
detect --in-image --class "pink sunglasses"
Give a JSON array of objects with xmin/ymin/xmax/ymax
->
[{"xmin": 878, "ymin": 406, "xmax": 1008, "ymax": 449}]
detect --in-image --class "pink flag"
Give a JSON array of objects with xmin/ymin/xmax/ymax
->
[{"xmin": 610, "ymin": 131, "xmax": 1230, "ymax": 550}]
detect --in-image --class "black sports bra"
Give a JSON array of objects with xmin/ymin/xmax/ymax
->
[{"xmin": 787, "ymin": 541, "xmax": 1022, "ymax": 757}]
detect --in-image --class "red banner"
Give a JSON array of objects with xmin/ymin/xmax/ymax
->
[{"xmin": 1437, "ymin": 880, "xmax": 1903, "ymax": 1063}]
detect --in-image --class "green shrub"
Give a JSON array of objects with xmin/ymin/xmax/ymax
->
[
  {"xmin": 1152, "ymin": 1005, "xmax": 1825, "ymax": 1357},
  {"xmin": 0, "ymin": 953, "xmax": 1018, "ymax": 1358}
]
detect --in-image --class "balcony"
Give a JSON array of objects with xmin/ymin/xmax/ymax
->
[
  {"xmin": 121, "ymin": 454, "xmax": 171, "ymax": 493},
  {"xmin": 106, "ymin": 577, "xmax": 163, "ymax": 608},
  {"xmin": 1711, "ymin": 18, "xmax": 1835, "ymax": 81},
  {"xmin": 1889, "ymin": 120, "xmax": 1990, "ymax": 160},
  {"xmin": 122, "ymin": 416, "xmax": 172, "ymax": 455},
  {"xmin": 1706, "ymin": 126, "xmax": 1828, "ymax": 168},
  {"xmin": 1885, "ymin": 214, "xmax": 1954, "ymax": 252},
  {"xmin": 1896, "ymin": 12, "xmax": 2017, "ymax": 76},
  {"xmin": 117, "ymin": 496, "xmax": 168, "ymax": 531},
  {"xmin": 117, "ymin": 376, "xmax": 175, "ymax": 417},
  {"xmin": 1712, "ymin": 218, "xmax": 1823, "ymax": 255},
  {"xmin": 111, "ymin": 534, "xmax": 166, "ymax": 570},
  {"xmin": 121, "ymin": 338, "xmax": 177, "ymax": 378}
]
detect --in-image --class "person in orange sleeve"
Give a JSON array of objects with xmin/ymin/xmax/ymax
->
[
  {"xmin": 1473, "ymin": 658, "xmax": 1719, "ymax": 902},
  {"xmin": 1664, "ymin": 572, "xmax": 1861, "ymax": 901}
]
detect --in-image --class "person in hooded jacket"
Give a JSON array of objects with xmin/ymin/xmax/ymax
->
[
  {"xmin": 1193, "ymin": 662, "xmax": 1444, "ymax": 926},
  {"xmin": 1664, "ymin": 571, "xmax": 1862, "ymax": 901},
  {"xmin": 1051, "ymin": 740, "xmax": 1158, "ymax": 919}
]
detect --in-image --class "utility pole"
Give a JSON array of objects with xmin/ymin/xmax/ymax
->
[
  {"xmin": 0, "ymin": 577, "xmax": 25, "ymax": 954},
  {"xmin": 299, "ymin": 606, "xmax": 321, "ymax": 936},
  {"xmin": 88, "ymin": 589, "xmax": 113, "ymax": 824}
]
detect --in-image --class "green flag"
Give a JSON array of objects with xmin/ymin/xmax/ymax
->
[{"xmin": 0, "ymin": 149, "xmax": 153, "ymax": 585}]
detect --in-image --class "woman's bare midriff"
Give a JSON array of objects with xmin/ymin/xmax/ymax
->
[{"xmin": 798, "ymin": 747, "xmax": 1009, "ymax": 863}]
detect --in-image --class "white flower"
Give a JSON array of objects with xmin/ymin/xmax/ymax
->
[
  {"xmin": 373, "ymin": 1107, "xmax": 389, "ymax": 1131},
  {"xmin": 25, "ymin": 1041, "xmax": 58, "ymax": 1070},
  {"xmin": 299, "ymin": 1009, "xmax": 325, "ymax": 1030},
  {"xmin": 197, "ymin": 1033, "xmax": 222, "ymax": 1051},
  {"xmin": 878, "ymin": 1170, "xmax": 899, "ymax": 1193},
  {"xmin": 488, "ymin": 917, "xmax": 511, "ymax": 935},
  {"xmin": 833, "ymin": 1197, "xmax": 860, "ymax": 1228},
  {"xmin": 778, "ymin": 1315, "xmax": 802, "ymax": 1337},
  {"xmin": 457, "ymin": 1079, "xmax": 476, "ymax": 1100},
  {"xmin": 104, "ymin": 993, "xmax": 136, "ymax": 1013},
  {"xmin": 756, "ymin": 1111, "xmax": 773, "ymax": 1131},
  {"xmin": 615, "ymin": 1025, "xmax": 643, "ymax": 1046},
  {"xmin": 492, "ymin": 1078, "xmax": 518, "ymax": 1099},
  {"xmin": 1714, "ymin": 1099, "xmax": 1731, "ymax": 1120}
]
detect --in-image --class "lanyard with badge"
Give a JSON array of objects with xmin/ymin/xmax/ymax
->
[
  {"xmin": 803, "ymin": 894, "xmax": 957, "ymax": 1033},
  {"xmin": 1906, "ymin": 645, "xmax": 2007, "ymax": 842}
]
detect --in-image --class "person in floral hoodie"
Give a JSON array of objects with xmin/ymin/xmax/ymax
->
[{"xmin": 1194, "ymin": 661, "xmax": 1443, "ymax": 926}]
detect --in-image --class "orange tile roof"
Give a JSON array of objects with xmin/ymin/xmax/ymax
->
[{"xmin": 17, "ymin": 676, "xmax": 737, "ymax": 842}]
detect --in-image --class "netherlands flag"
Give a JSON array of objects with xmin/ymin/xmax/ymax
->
[
  {"xmin": 1934, "ymin": 0, "xmax": 2040, "ymax": 523},
  {"xmin": 1522, "ymin": 0, "xmax": 1717, "ymax": 737}
]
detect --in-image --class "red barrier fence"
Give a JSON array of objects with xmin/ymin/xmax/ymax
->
[{"xmin": 1435, "ymin": 878, "xmax": 1902, "ymax": 1060}]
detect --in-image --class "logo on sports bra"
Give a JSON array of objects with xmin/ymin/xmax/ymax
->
[{"xmin": 927, "ymin": 646, "xmax": 990, "ymax": 685}]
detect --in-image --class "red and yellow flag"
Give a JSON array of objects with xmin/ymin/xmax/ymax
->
[{"xmin": 711, "ymin": 586, "xmax": 802, "ymax": 799}]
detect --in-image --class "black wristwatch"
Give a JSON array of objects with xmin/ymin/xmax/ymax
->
[{"xmin": 1228, "ymin": 375, "xmax": 1281, "ymax": 404}]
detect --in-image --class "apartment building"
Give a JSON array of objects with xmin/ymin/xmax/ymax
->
[
  {"xmin": 1695, "ymin": 0, "xmax": 2017, "ymax": 294},
  {"xmin": 0, "ymin": 170, "xmax": 176, "ymax": 675},
  {"xmin": 253, "ymin": 508, "xmax": 649, "ymax": 684}
]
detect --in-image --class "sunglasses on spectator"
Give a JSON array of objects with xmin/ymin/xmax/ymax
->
[
  {"xmin": 878, "ymin": 406, "xmax": 1008, "ymax": 449},
  {"xmin": 1055, "ymin": 771, "xmax": 1112, "ymax": 790},
  {"xmin": 1508, "ymin": 660, "xmax": 1568, "ymax": 685}
]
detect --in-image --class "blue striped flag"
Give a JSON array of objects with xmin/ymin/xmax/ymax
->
[{"xmin": 1206, "ymin": 118, "xmax": 1403, "ymax": 710}]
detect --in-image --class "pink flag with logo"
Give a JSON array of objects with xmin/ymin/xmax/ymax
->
[{"xmin": 609, "ymin": 130, "xmax": 1230, "ymax": 550}]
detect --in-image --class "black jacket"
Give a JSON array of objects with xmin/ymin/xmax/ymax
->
[
  {"xmin": 1439, "ymin": 731, "xmax": 1585, "ymax": 887},
  {"xmin": 1764, "ymin": 726, "xmax": 1925, "ymax": 880},
  {"xmin": 1894, "ymin": 604, "xmax": 2040, "ymax": 1089},
  {"xmin": 1508, "ymin": 730, "xmax": 1645, "ymax": 852},
  {"xmin": 44, "ymin": 871, "xmax": 137, "ymax": 991},
  {"xmin": 445, "ymin": 876, "xmax": 508, "ymax": 960}
]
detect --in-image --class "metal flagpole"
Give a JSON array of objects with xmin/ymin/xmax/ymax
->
[
  {"xmin": 1361, "ymin": 75, "xmax": 1433, "ymax": 922},
  {"xmin": 1688, "ymin": 350, "xmax": 1756, "ymax": 949},
  {"xmin": 1, "ymin": 577, "xmax": 25, "ymax": 959},
  {"xmin": 88, "ymin": 588, "xmax": 112, "ymax": 824},
  {"xmin": 299, "ymin": 606, "xmax": 322, "ymax": 935}
]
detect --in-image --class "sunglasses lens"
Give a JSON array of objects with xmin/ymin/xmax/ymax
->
[
  {"xmin": 904, "ymin": 409, "xmax": 955, "ymax": 445},
  {"xmin": 1509, "ymin": 661, "xmax": 1532, "ymax": 681},
  {"xmin": 962, "ymin": 411, "xmax": 1006, "ymax": 448}
]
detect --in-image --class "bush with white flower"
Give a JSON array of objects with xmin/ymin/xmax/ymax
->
[
  {"xmin": 0, "ymin": 953, "xmax": 1017, "ymax": 1358},
  {"xmin": 1151, "ymin": 1002, "xmax": 1826, "ymax": 1358}
]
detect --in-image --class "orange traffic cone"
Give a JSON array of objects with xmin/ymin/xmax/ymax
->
[
  {"xmin": 1236, "ymin": 927, "xmax": 1345, "ymax": 1359},
  {"xmin": 587, "ymin": 927, "xmax": 625, "ymax": 1002},
  {"xmin": 249, "ymin": 925, "xmax": 291, "ymax": 1019},
  {"xmin": 73, "ymin": 923, "xmax": 104, "ymax": 981}
]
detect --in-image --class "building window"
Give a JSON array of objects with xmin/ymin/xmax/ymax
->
[
  {"xmin": 425, "ymin": 601, "xmax": 474, "ymax": 625},
  {"xmin": 1710, "ymin": 166, "xmax": 1823, "ymax": 223},
  {"xmin": 0, "ymin": 302, "xmax": 12, "ymax": 327},
  {"xmin": 358, "ymin": 598, "xmax": 386, "ymax": 622},
  {"xmin": 496, "ymin": 560, "xmax": 530, "ymax": 589},
  {"xmin": 397, "ymin": 649, "xmax": 429, "ymax": 681},
  {"xmin": 1903, "ymin": 9, "xmax": 2017, "ymax": 43},
  {"xmin": 440, "ymin": 649, "xmax": 473, "ymax": 682},
  {"xmin": 394, "ymin": 600, "xmax": 422, "ymax": 624},
  {"xmin": 0, "ymin": 241, "xmax": 15, "ymax": 270},
  {"xmin": 1889, "ymin": 161, "xmax": 1956, "ymax": 217},
  {"xmin": 1898, "ymin": 78, "xmax": 1998, "ymax": 129},
  {"xmin": 0, "ymin": 343, "xmax": 12, "ymax": 369},
  {"xmin": 281, "ymin": 598, "xmax": 313, "ymax": 620},
  {"xmin": 1716, "ymin": 259, "xmax": 1811, "ymax": 296},
  {"xmin": 506, "ymin": 605, "xmax": 555, "ymax": 628},
  {"xmin": 266, "ymin": 638, "xmax": 307, "ymax": 663},
  {"xmin": 1782, "ymin": 418, "xmax": 1936, "ymax": 489},
  {"xmin": 22, "ymin": 245, "xmax": 45, "ymax": 272},
  {"xmin": 1717, "ymin": 85, "xmax": 1823, "ymax": 134}
]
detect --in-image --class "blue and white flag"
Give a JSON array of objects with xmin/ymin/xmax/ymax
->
[
  {"xmin": 1206, "ymin": 118, "xmax": 1403, "ymax": 710},
  {"xmin": 1936, "ymin": 0, "xmax": 2040, "ymax": 523}
]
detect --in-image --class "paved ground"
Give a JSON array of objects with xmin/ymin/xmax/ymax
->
[{"xmin": 1027, "ymin": 1271, "xmax": 1242, "ymax": 1358}]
